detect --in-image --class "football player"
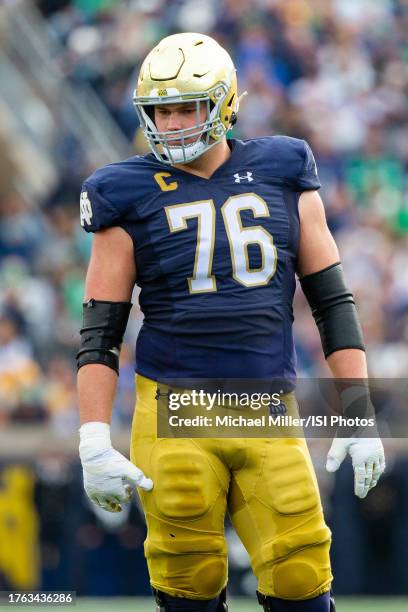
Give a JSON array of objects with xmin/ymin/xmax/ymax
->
[{"xmin": 77, "ymin": 33, "xmax": 385, "ymax": 611}]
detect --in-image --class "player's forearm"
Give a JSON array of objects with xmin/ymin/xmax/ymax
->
[
  {"xmin": 326, "ymin": 348, "xmax": 368, "ymax": 379},
  {"xmin": 77, "ymin": 364, "xmax": 118, "ymax": 424},
  {"xmin": 327, "ymin": 348, "xmax": 375, "ymax": 434}
]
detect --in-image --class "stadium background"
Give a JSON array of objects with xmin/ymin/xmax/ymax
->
[{"xmin": 0, "ymin": 0, "xmax": 407, "ymax": 609}]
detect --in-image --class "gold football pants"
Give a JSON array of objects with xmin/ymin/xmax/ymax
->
[{"xmin": 130, "ymin": 375, "xmax": 332, "ymax": 601}]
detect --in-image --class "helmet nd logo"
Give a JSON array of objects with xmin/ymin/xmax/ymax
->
[{"xmin": 158, "ymin": 88, "xmax": 168, "ymax": 97}]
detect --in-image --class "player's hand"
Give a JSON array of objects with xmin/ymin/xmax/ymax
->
[
  {"xmin": 326, "ymin": 437, "xmax": 385, "ymax": 499},
  {"xmin": 79, "ymin": 421, "xmax": 153, "ymax": 512}
]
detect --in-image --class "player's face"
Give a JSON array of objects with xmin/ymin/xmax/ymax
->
[{"xmin": 154, "ymin": 102, "xmax": 207, "ymax": 146}]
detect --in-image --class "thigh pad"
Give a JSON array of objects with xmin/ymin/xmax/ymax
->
[
  {"xmin": 151, "ymin": 442, "xmax": 222, "ymax": 520},
  {"xmin": 257, "ymin": 440, "xmax": 319, "ymax": 515}
]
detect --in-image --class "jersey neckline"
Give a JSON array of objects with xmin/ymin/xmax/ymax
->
[{"xmin": 145, "ymin": 138, "xmax": 241, "ymax": 182}]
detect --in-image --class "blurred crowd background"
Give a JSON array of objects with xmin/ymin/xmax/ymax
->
[{"xmin": 0, "ymin": 0, "xmax": 407, "ymax": 599}]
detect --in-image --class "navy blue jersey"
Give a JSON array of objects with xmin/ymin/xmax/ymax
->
[{"xmin": 80, "ymin": 137, "xmax": 320, "ymax": 381}]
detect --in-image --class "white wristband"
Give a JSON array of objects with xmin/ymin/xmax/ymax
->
[{"xmin": 79, "ymin": 422, "xmax": 111, "ymax": 456}]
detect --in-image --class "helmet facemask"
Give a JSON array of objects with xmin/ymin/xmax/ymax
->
[{"xmin": 133, "ymin": 82, "xmax": 232, "ymax": 165}]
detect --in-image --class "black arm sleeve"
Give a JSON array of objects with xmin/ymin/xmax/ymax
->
[
  {"xmin": 300, "ymin": 262, "xmax": 365, "ymax": 358},
  {"xmin": 77, "ymin": 299, "xmax": 132, "ymax": 374}
]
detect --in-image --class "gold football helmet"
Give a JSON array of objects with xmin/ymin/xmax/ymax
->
[{"xmin": 133, "ymin": 33, "xmax": 239, "ymax": 164}]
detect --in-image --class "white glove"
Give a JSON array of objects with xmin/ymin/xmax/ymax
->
[
  {"xmin": 326, "ymin": 437, "xmax": 385, "ymax": 499},
  {"xmin": 79, "ymin": 421, "xmax": 153, "ymax": 513}
]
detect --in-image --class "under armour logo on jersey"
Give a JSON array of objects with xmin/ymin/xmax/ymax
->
[
  {"xmin": 234, "ymin": 172, "xmax": 253, "ymax": 183},
  {"xmin": 80, "ymin": 191, "xmax": 93, "ymax": 226}
]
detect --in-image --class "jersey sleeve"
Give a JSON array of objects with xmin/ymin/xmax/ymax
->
[
  {"xmin": 79, "ymin": 181, "xmax": 121, "ymax": 233},
  {"xmin": 296, "ymin": 141, "xmax": 321, "ymax": 191}
]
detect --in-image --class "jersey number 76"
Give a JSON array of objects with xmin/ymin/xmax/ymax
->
[{"xmin": 165, "ymin": 193, "xmax": 277, "ymax": 293}]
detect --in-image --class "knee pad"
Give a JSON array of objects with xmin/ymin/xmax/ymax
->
[
  {"xmin": 258, "ymin": 520, "xmax": 332, "ymax": 599},
  {"xmin": 257, "ymin": 590, "xmax": 331, "ymax": 611},
  {"xmin": 153, "ymin": 587, "xmax": 228, "ymax": 611},
  {"xmin": 148, "ymin": 553, "xmax": 228, "ymax": 601}
]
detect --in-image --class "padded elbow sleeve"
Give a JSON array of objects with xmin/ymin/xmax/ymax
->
[
  {"xmin": 300, "ymin": 263, "xmax": 365, "ymax": 358},
  {"xmin": 77, "ymin": 299, "xmax": 132, "ymax": 374}
]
